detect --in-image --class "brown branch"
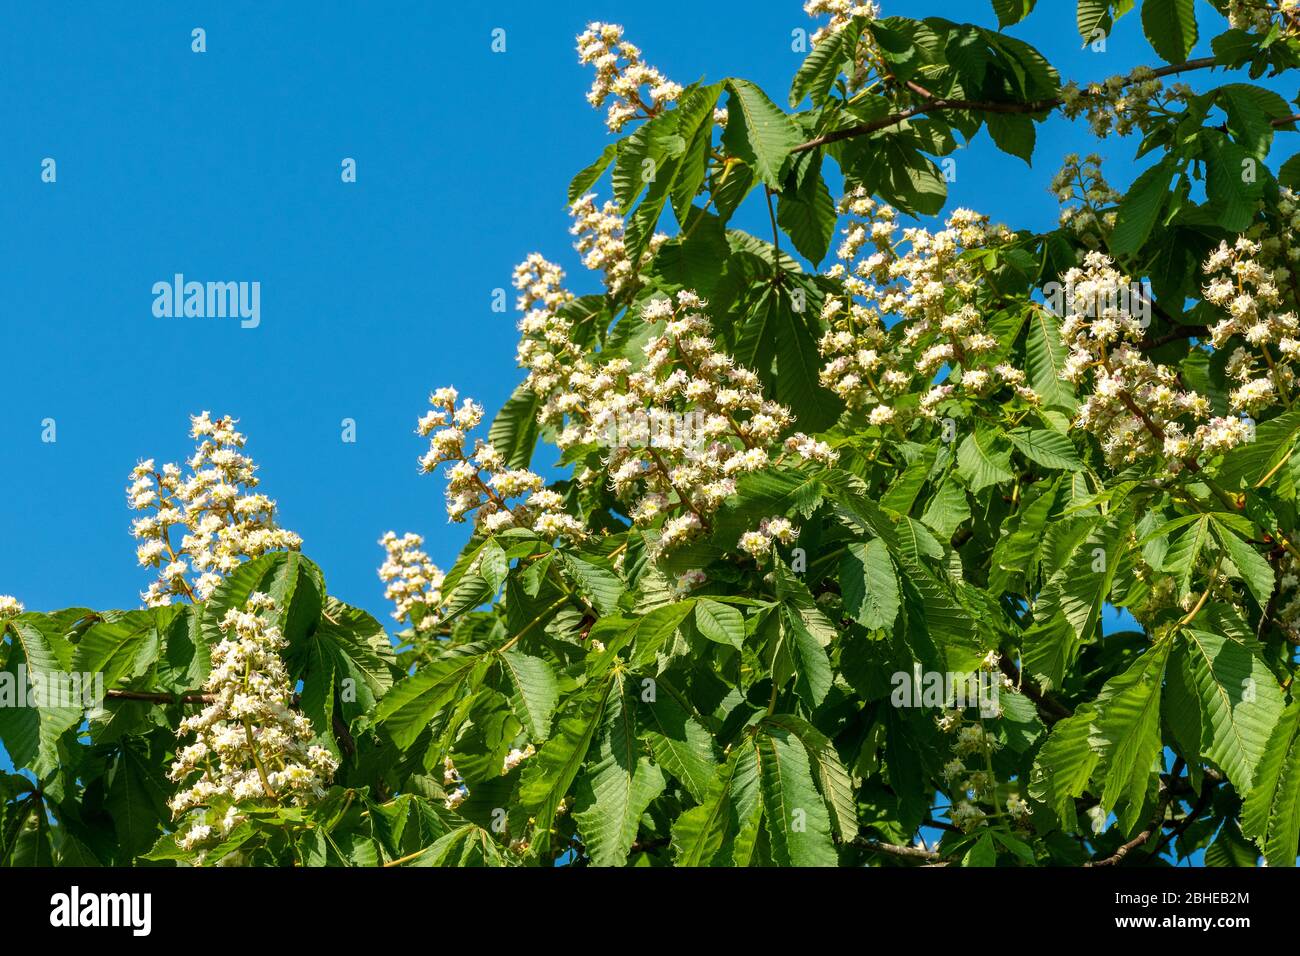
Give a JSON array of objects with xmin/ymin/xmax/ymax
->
[
  {"xmin": 1086, "ymin": 759, "xmax": 1184, "ymax": 867},
  {"xmin": 1139, "ymin": 325, "xmax": 1208, "ymax": 350},
  {"xmin": 998, "ymin": 654, "xmax": 1071, "ymax": 724},
  {"xmin": 853, "ymin": 837, "xmax": 942, "ymax": 862}
]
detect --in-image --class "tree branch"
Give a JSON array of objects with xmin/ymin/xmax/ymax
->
[
  {"xmin": 998, "ymin": 654, "xmax": 1071, "ymax": 724},
  {"xmin": 791, "ymin": 57, "xmax": 1265, "ymax": 156},
  {"xmin": 1086, "ymin": 759, "xmax": 1184, "ymax": 867}
]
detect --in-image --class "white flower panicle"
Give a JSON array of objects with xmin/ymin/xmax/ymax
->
[
  {"xmin": 802, "ymin": 1, "xmax": 883, "ymax": 92},
  {"xmin": 737, "ymin": 517, "xmax": 799, "ymax": 560},
  {"xmin": 0, "ymin": 596, "xmax": 23, "ymax": 620},
  {"xmin": 512, "ymin": 287, "xmax": 834, "ymax": 556},
  {"xmin": 818, "ymin": 189, "xmax": 1033, "ymax": 420},
  {"xmin": 1224, "ymin": 0, "xmax": 1300, "ymax": 35},
  {"xmin": 570, "ymin": 193, "xmax": 666, "ymax": 296},
  {"xmin": 1052, "ymin": 153, "xmax": 1122, "ymax": 244},
  {"xmin": 1059, "ymin": 66, "xmax": 1192, "ymax": 138},
  {"xmin": 1201, "ymin": 227, "xmax": 1300, "ymax": 416},
  {"xmin": 804, "ymin": 0, "xmax": 881, "ymax": 42},
  {"xmin": 417, "ymin": 387, "xmax": 585, "ymax": 540},
  {"xmin": 377, "ymin": 531, "xmax": 445, "ymax": 633},
  {"xmin": 577, "ymin": 23, "xmax": 682, "ymax": 133},
  {"xmin": 128, "ymin": 413, "xmax": 302, "ymax": 608},
  {"xmin": 1059, "ymin": 252, "xmax": 1250, "ymax": 467},
  {"xmin": 168, "ymin": 593, "xmax": 337, "ymax": 856}
]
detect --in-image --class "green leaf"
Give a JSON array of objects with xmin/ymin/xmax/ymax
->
[
  {"xmin": 762, "ymin": 713, "xmax": 857, "ymax": 840},
  {"xmin": 790, "ymin": 23, "xmax": 858, "ymax": 107},
  {"xmin": 1176, "ymin": 630, "xmax": 1285, "ymax": 794},
  {"xmin": 0, "ymin": 616, "xmax": 81, "ymax": 773},
  {"xmin": 986, "ymin": 112, "xmax": 1036, "ymax": 164},
  {"xmin": 957, "ymin": 428, "xmax": 1014, "ymax": 492},
  {"xmin": 568, "ymin": 143, "xmax": 618, "ymax": 204},
  {"xmin": 519, "ymin": 678, "xmax": 611, "ymax": 851},
  {"xmin": 840, "ymin": 538, "xmax": 900, "ymax": 630},
  {"xmin": 921, "ymin": 476, "xmax": 971, "ymax": 539},
  {"xmin": 1026, "ymin": 308, "xmax": 1078, "ymax": 413},
  {"xmin": 671, "ymin": 746, "xmax": 747, "ymax": 866},
  {"xmin": 785, "ymin": 611, "xmax": 833, "ymax": 707},
  {"xmin": 1141, "ymin": 0, "xmax": 1197, "ymax": 64},
  {"xmin": 1090, "ymin": 639, "xmax": 1171, "ymax": 827},
  {"xmin": 639, "ymin": 690, "xmax": 717, "ymax": 802},
  {"xmin": 756, "ymin": 725, "xmax": 838, "ymax": 866},
  {"xmin": 1241, "ymin": 701, "xmax": 1300, "ymax": 863},
  {"xmin": 1163, "ymin": 514, "xmax": 1211, "ymax": 599},
  {"xmin": 561, "ymin": 553, "xmax": 626, "ymax": 616},
  {"xmin": 1110, "ymin": 159, "xmax": 1174, "ymax": 256},
  {"xmin": 488, "ymin": 384, "xmax": 541, "ymax": 470},
  {"xmin": 992, "ymin": 0, "xmax": 1037, "ymax": 27},
  {"xmin": 1076, "ymin": 0, "xmax": 1112, "ymax": 43},
  {"xmin": 1216, "ymin": 405, "xmax": 1300, "ymax": 490},
  {"xmin": 572, "ymin": 674, "xmax": 665, "ymax": 866},
  {"xmin": 499, "ymin": 648, "xmax": 559, "ymax": 742},
  {"xmin": 1212, "ymin": 523, "xmax": 1275, "ymax": 608},
  {"xmin": 376, "ymin": 643, "xmax": 493, "ymax": 750},
  {"xmin": 721, "ymin": 79, "xmax": 802, "ymax": 189},
  {"xmin": 629, "ymin": 601, "xmax": 696, "ymax": 669},
  {"xmin": 1006, "ymin": 428, "xmax": 1084, "ymax": 472},
  {"xmin": 107, "ymin": 738, "xmax": 171, "ymax": 862},
  {"xmin": 1028, "ymin": 704, "xmax": 1099, "ymax": 826},
  {"xmin": 776, "ymin": 167, "xmax": 836, "ymax": 264},
  {"xmin": 1025, "ymin": 508, "xmax": 1134, "ymax": 689},
  {"xmin": 693, "ymin": 599, "xmax": 745, "ymax": 650}
]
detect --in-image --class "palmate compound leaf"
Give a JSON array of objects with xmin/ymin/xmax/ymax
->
[
  {"xmin": 1173, "ymin": 630, "xmax": 1285, "ymax": 796},
  {"xmin": 572, "ymin": 672, "xmax": 666, "ymax": 866},
  {"xmin": 1089, "ymin": 638, "xmax": 1172, "ymax": 831}
]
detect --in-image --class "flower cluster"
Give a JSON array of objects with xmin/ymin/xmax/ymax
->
[
  {"xmin": 803, "ymin": 0, "xmax": 883, "ymax": 93},
  {"xmin": 1051, "ymin": 153, "xmax": 1121, "ymax": 246},
  {"xmin": 1224, "ymin": 0, "xmax": 1300, "ymax": 35},
  {"xmin": 577, "ymin": 22, "xmax": 682, "ymax": 133},
  {"xmin": 1201, "ymin": 233, "xmax": 1299, "ymax": 415},
  {"xmin": 167, "ymin": 593, "xmax": 338, "ymax": 856},
  {"xmin": 1059, "ymin": 66, "xmax": 1192, "ymax": 138},
  {"xmin": 514, "ymin": 287, "xmax": 834, "ymax": 555},
  {"xmin": 570, "ymin": 193, "xmax": 665, "ymax": 296},
  {"xmin": 417, "ymin": 387, "xmax": 585, "ymax": 539},
  {"xmin": 737, "ymin": 517, "xmax": 799, "ymax": 560},
  {"xmin": 818, "ymin": 189, "xmax": 1034, "ymax": 421},
  {"xmin": 127, "ymin": 413, "xmax": 302, "ymax": 607},
  {"xmin": 1060, "ymin": 252, "xmax": 1251, "ymax": 467},
  {"xmin": 377, "ymin": 531, "xmax": 445, "ymax": 633},
  {"xmin": 0, "ymin": 596, "xmax": 23, "ymax": 620}
]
